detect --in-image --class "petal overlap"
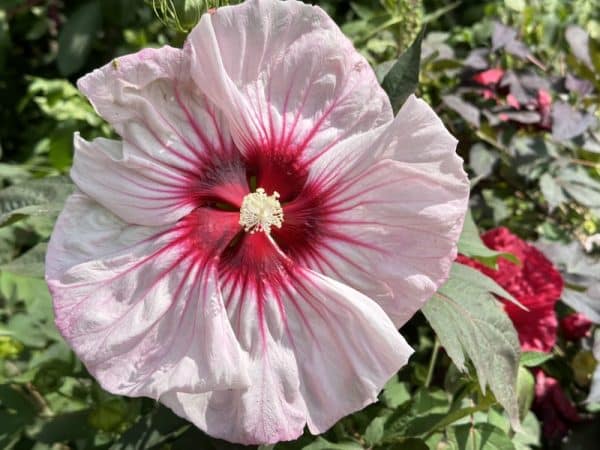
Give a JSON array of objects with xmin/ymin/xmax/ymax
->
[
  {"xmin": 186, "ymin": 0, "xmax": 391, "ymax": 163},
  {"xmin": 47, "ymin": 193, "xmax": 249, "ymax": 398},
  {"xmin": 71, "ymin": 135, "xmax": 196, "ymax": 226},
  {"xmin": 77, "ymin": 46, "xmax": 248, "ymax": 212},
  {"xmin": 287, "ymin": 96, "xmax": 470, "ymax": 326},
  {"xmin": 162, "ymin": 248, "xmax": 411, "ymax": 444}
]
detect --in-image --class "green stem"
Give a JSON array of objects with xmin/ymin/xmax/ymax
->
[
  {"xmin": 423, "ymin": 402, "xmax": 490, "ymax": 441},
  {"xmin": 425, "ymin": 338, "xmax": 440, "ymax": 388}
]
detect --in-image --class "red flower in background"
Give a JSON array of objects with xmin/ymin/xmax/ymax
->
[
  {"xmin": 534, "ymin": 371, "xmax": 581, "ymax": 440},
  {"xmin": 456, "ymin": 227, "xmax": 563, "ymax": 352},
  {"xmin": 561, "ymin": 313, "xmax": 593, "ymax": 341}
]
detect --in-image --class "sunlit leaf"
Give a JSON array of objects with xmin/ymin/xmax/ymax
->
[
  {"xmin": 458, "ymin": 210, "xmax": 519, "ymax": 269},
  {"xmin": 0, "ymin": 242, "xmax": 47, "ymax": 278},
  {"xmin": 423, "ymin": 264, "xmax": 521, "ymax": 427},
  {"xmin": 0, "ymin": 177, "xmax": 73, "ymax": 227}
]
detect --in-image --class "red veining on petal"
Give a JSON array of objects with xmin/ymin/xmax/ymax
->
[
  {"xmin": 75, "ymin": 249, "xmax": 197, "ymax": 343},
  {"xmin": 219, "ymin": 232, "xmax": 291, "ymax": 342},
  {"xmin": 244, "ymin": 143, "xmax": 308, "ymax": 202}
]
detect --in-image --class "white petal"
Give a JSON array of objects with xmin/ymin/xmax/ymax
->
[
  {"xmin": 161, "ymin": 255, "xmax": 411, "ymax": 445},
  {"xmin": 186, "ymin": 0, "xmax": 391, "ymax": 161},
  {"xmin": 78, "ymin": 46, "xmax": 238, "ymax": 187},
  {"xmin": 288, "ymin": 270, "xmax": 413, "ymax": 433},
  {"xmin": 71, "ymin": 135, "xmax": 194, "ymax": 226},
  {"xmin": 162, "ymin": 278, "xmax": 307, "ymax": 445},
  {"xmin": 46, "ymin": 193, "xmax": 249, "ymax": 397},
  {"xmin": 305, "ymin": 95, "xmax": 470, "ymax": 326}
]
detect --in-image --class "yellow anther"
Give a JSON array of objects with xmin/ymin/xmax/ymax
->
[{"xmin": 239, "ymin": 188, "xmax": 284, "ymax": 234}]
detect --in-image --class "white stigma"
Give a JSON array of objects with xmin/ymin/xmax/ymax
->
[{"xmin": 239, "ymin": 188, "xmax": 284, "ymax": 234}]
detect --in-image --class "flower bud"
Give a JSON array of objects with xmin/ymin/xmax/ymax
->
[{"xmin": 150, "ymin": 0, "xmax": 234, "ymax": 31}]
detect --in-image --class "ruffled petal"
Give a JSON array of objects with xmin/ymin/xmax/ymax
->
[
  {"xmin": 161, "ymin": 236, "xmax": 410, "ymax": 445},
  {"xmin": 297, "ymin": 95, "xmax": 470, "ymax": 326},
  {"xmin": 46, "ymin": 193, "xmax": 249, "ymax": 398},
  {"xmin": 77, "ymin": 46, "xmax": 246, "ymax": 207},
  {"xmin": 185, "ymin": 0, "xmax": 391, "ymax": 163},
  {"xmin": 287, "ymin": 271, "xmax": 413, "ymax": 434},
  {"xmin": 71, "ymin": 135, "xmax": 195, "ymax": 226}
]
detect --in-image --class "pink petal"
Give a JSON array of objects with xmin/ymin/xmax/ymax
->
[
  {"xmin": 77, "ymin": 46, "xmax": 243, "ymax": 203},
  {"xmin": 185, "ymin": 0, "xmax": 391, "ymax": 164},
  {"xmin": 288, "ymin": 271, "xmax": 413, "ymax": 434},
  {"xmin": 71, "ymin": 135, "xmax": 195, "ymax": 226},
  {"xmin": 301, "ymin": 95, "xmax": 470, "ymax": 326},
  {"xmin": 161, "ymin": 258, "xmax": 411, "ymax": 445},
  {"xmin": 46, "ymin": 193, "xmax": 249, "ymax": 398}
]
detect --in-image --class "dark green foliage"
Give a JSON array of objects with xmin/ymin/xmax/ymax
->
[{"xmin": 381, "ymin": 29, "xmax": 423, "ymax": 113}]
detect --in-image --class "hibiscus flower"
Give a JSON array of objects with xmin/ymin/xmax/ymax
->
[
  {"xmin": 46, "ymin": 0, "xmax": 469, "ymax": 444},
  {"xmin": 457, "ymin": 227, "xmax": 563, "ymax": 352}
]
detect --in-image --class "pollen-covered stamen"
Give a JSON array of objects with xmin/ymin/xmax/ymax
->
[{"xmin": 239, "ymin": 188, "xmax": 284, "ymax": 234}]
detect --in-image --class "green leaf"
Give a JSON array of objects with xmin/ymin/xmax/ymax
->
[
  {"xmin": 364, "ymin": 416, "xmax": 385, "ymax": 446},
  {"xmin": 381, "ymin": 376, "xmax": 411, "ymax": 408},
  {"xmin": 25, "ymin": 77, "xmax": 102, "ymax": 126},
  {"xmin": 516, "ymin": 367, "xmax": 534, "ymax": 422},
  {"xmin": 390, "ymin": 438, "xmax": 429, "ymax": 450},
  {"xmin": 450, "ymin": 263, "xmax": 521, "ymax": 308},
  {"xmin": 31, "ymin": 410, "xmax": 93, "ymax": 443},
  {"xmin": 556, "ymin": 166, "xmax": 600, "ymax": 215},
  {"xmin": 422, "ymin": 264, "xmax": 521, "ymax": 427},
  {"xmin": 505, "ymin": 0, "xmax": 525, "ymax": 12},
  {"xmin": 457, "ymin": 210, "xmax": 519, "ymax": 269},
  {"xmin": 6, "ymin": 313, "xmax": 52, "ymax": 348},
  {"xmin": 0, "ymin": 176, "xmax": 73, "ymax": 227},
  {"xmin": 539, "ymin": 173, "xmax": 568, "ymax": 211},
  {"xmin": 423, "ymin": 2, "xmax": 461, "ymax": 25},
  {"xmin": 381, "ymin": 29, "xmax": 423, "ymax": 113},
  {"xmin": 0, "ymin": 385, "xmax": 37, "ymax": 446},
  {"xmin": 520, "ymin": 351, "xmax": 552, "ymax": 367},
  {"xmin": 111, "ymin": 405, "xmax": 191, "ymax": 450},
  {"xmin": 0, "ymin": 272, "xmax": 53, "ymax": 314},
  {"xmin": 48, "ymin": 128, "xmax": 75, "ymax": 171},
  {"xmin": 0, "ymin": 242, "xmax": 47, "ymax": 278},
  {"xmin": 89, "ymin": 398, "xmax": 133, "ymax": 432},
  {"xmin": 0, "ymin": 384, "xmax": 37, "ymax": 417},
  {"xmin": 512, "ymin": 412, "xmax": 541, "ymax": 450},
  {"xmin": 469, "ymin": 144, "xmax": 498, "ymax": 185},
  {"xmin": 383, "ymin": 389, "xmax": 451, "ymax": 440},
  {"xmin": 57, "ymin": 1, "xmax": 102, "ymax": 76},
  {"xmin": 302, "ymin": 437, "xmax": 363, "ymax": 450},
  {"xmin": 451, "ymin": 423, "xmax": 516, "ymax": 450}
]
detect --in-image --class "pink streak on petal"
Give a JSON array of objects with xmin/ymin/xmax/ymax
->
[
  {"xmin": 47, "ymin": 193, "xmax": 248, "ymax": 398},
  {"xmin": 186, "ymin": 0, "xmax": 391, "ymax": 171},
  {"xmin": 285, "ymin": 95, "xmax": 469, "ymax": 327},
  {"xmin": 161, "ymin": 263, "xmax": 412, "ymax": 445},
  {"xmin": 77, "ymin": 45, "xmax": 250, "ymax": 216}
]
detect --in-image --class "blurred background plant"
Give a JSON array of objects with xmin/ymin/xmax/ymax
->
[{"xmin": 1, "ymin": 0, "xmax": 599, "ymax": 449}]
